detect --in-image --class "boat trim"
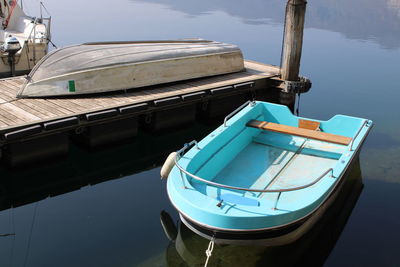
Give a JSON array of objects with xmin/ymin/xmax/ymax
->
[{"xmin": 83, "ymin": 40, "xmax": 214, "ymax": 45}]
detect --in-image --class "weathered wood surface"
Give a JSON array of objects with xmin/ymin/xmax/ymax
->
[
  {"xmin": 0, "ymin": 60, "xmax": 280, "ymax": 131},
  {"xmin": 298, "ymin": 119, "xmax": 320, "ymax": 130},
  {"xmin": 247, "ymin": 120, "xmax": 352, "ymax": 146},
  {"xmin": 280, "ymin": 0, "xmax": 307, "ymax": 81}
]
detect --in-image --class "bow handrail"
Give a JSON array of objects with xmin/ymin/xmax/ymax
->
[
  {"xmin": 349, "ymin": 120, "xmax": 370, "ymax": 151},
  {"xmin": 223, "ymin": 100, "xmax": 255, "ymax": 127}
]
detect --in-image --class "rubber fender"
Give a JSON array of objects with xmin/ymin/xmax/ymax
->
[{"xmin": 160, "ymin": 152, "xmax": 177, "ymax": 179}]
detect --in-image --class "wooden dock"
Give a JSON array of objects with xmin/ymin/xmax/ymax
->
[{"xmin": 0, "ymin": 60, "xmax": 284, "ymax": 166}]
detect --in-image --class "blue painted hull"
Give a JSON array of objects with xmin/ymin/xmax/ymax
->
[{"xmin": 166, "ymin": 101, "xmax": 372, "ymax": 238}]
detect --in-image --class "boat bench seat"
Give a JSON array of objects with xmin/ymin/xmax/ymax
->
[{"xmin": 246, "ymin": 120, "xmax": 352, "ymax": 146}]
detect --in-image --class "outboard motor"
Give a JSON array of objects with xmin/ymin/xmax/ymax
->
[{"xmin": 3, "ymin": 36, "xmax": 22, "ymax": 76}]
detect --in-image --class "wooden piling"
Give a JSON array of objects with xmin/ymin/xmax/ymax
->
[
  {"xmin": 279, "ymin": 0, "xmax": 307, "ymax": 109},
  {"xmin": 281, "ymin": 0, "xmax": 307, "ymax": 81}
]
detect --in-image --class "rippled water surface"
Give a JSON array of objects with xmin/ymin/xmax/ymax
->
[{"xmin": 0, "ymin": 0, "xmax": 399, "ymax": 266}]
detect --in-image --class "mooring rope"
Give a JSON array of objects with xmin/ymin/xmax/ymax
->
[
  {"xmin": 296, "ymin": 92, "xmax": 301, "ymax": 116},
  {"xmin": 47, "ymin": 38, "xmax": 58, "ymax": 49},
  {"xmin": 10, "ymin": 206, "xmax": 16, "ymax": 267},
  {"xmin": 23, "ymin": 202, "xmax": 39, "ymax": 267},
  {"xmin": 204, "ymin": 236, "xmax": 215, "ymax": 267}
]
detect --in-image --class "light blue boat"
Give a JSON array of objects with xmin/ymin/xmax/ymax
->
[{"xmin": 163, "ymin": 101, "xmax": 372, "ymax": 243}]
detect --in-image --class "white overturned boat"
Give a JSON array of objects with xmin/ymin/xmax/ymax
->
[{"xmin": 17, "ymin": 40, "xmax": 245, "ymax": 97}]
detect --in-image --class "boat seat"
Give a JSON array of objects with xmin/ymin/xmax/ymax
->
[
  {"xmin": 246, "ymin": 120, "xmax": 352, "ymax": 145},
  {"xmin": 298, "ymin": 119, "xmax": 320, "ymax": 130}
]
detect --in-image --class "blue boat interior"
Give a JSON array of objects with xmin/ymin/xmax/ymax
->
[{"xmin": 184, "ymin": 102, "xmax": 367, "ymax": 209}]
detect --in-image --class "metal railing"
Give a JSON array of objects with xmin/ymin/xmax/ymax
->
[
  {"xmin": 223, "ymin": 100, "xmax": 255, "ymax": 127},
  {"xmin": 26, "ymin": 17, "xmax": 51, "ymax": 44},
  {"xmin": 349, "ymin": 120, "xmax": 370, "ymax": 151},
  {"xmin": 174, "ymin": 141, "xmax": 335, "ymax": 194}
]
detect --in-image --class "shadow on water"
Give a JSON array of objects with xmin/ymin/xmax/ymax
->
[
  {"xmin": 363, "ymin": 130, "xmax": 400, "ymax": 149},
  {"xmin": 162, "ymin": 157, "xmax": 364, "ymax": 267},
  {"xmin": 0, "ymin": 121, "xmax": 219, "ymax": 212}
]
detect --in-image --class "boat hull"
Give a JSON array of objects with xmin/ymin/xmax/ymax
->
[
  {"xmin": 177, "ymin": 149, "xmax": 363, "ymax": 245},
  {"xmin": 166, "ymin": 101, "xmax": 373, "ymax": 241},
  {"xmin": 17, "ymin": 40, "xmax": 245, "ymax": 97}
]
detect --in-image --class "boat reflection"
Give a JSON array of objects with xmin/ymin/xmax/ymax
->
[
  {"xmin": 161, "ymin": 157, "xmax": 364, "ymax": 266},
  {"xmin": 0, "ymin": 122, "xmax": 218, "ymax": 212}
]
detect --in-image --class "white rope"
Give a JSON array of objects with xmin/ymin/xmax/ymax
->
[{"xmin": 204, "ymin": 237, "xmax": 215, "ymax": 267}]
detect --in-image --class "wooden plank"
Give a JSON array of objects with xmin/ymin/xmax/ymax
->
[
  {"xmin": 12, "ymin": 101, "xmax": 48, "ymax": 119},
  {"xmin": 0, "ymin": 118, "xmax": 8, "ymax": 127},
  {"xmin": 186, "ymin": 72, "xmax": 249, "ymax": 86},
  {"xmin": 0, "ymin": 107, "xmax": 26, "ymax": 125},
  {"xmin": 77, "ymin": 98, "xmax": 108, "ymax": 108},
  {"xmin": 298, "ymin": 119, "xmax": 320, "ymax": 130},
  {"xmin": 122, "ymin": 89, "xmax": 161, "ymax": 102},
  {"xmin": 18, "ymin": 99, "xmax": 64, "ymax": 117},
  {"xmin": 0, "ymin": 84, "xmax": 62, "ymax": 119},
  {"xmin": 78, "ymin": 92, "xmax": 125, "ymax": 106},
  {"xmin": 244, "ymin": 60, "xmax": 280, "ymax": 75},
  {"xmin": 1, "ymin": 103, "xmax": 41, "ymax": 122},
  {"xmin": 42, "ymin": 99, "xmax": 78, "ymax": 114},
  {"xmin": 247, "ymin": 120, "xmax": 352, "ymax": 146},
  {"xmin": 46, "ymin": 98, "xmax": 89, "ymax": 112},
  {"xmin": 67, "ymin": 98, "xmax": 103, "ymax": 109},
  {"xmin": 25, "ymin": 98, "xmax": 71, "ymax": 116},
  {"xmin": 9, "ymin": 78, "xmax": 25, "ymax": 86},
  {"xmin": 0, "ymin": 84, "xmax": 17, "ymax": 100},
  {"xmin": 0, "ymin": 95, "xmax": 9, "ymax": 104},
  {"xmin": 140, "ymin": 86, "xmax": 190, "ymax": 101},
  {"xmin": 186, "ymin": 74, "xmax": 260, "ymax": 90},
  {"xmin": 93, "ymin": 95, "xmax": 126, "ymax": 105},
  {"xmin": 3, "ymin": 80, "xmax": 22, "ymax": 93}
]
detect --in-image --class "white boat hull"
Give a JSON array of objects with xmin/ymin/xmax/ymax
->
[
  {"xmin": 0, "ymin": 42, "xmax": 47, "ymax": 77},
  {"xmin": 18, "ymin": 40, "xmax": 245, "ymax": 97}
]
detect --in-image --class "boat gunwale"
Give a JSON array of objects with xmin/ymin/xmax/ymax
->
[{"xmin": 82, "ymin": 39, "xmax": 215, "ymax": 45}]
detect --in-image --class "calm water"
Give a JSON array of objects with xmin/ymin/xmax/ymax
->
[{"xmin": 1, "ymin": 0, "xmax": 400, "ymax": 266}]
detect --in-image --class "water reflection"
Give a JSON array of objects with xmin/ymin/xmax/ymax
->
[
  {"xmin": 0, "ymin": 122, "xmax": 223, "ymax": 266},
  {"xmin": 0, "ymin": 122, "xmax": 220, "ymax": 212},
  {"xmin": 132, "ymin": 0, "xmax": 400, "ymax": 49},
  {"xmin": 162, "ymin": 158, "xmax": 363, "ymax": 266}
]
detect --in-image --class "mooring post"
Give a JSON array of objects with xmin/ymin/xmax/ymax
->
[{"xmin": 279, "ymin": 0, "xmax": 308, "ymax": 110}]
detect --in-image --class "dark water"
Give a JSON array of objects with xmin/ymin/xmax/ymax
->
[{"xmin": 1, "ymin": 0, "xmax": 400, "ymax": 266}]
